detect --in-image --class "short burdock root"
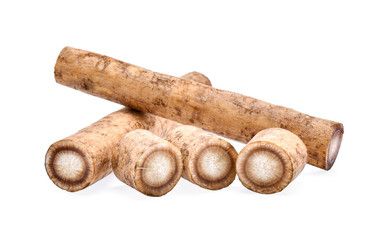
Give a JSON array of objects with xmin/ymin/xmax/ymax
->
[
  {"xmin": 54, "ymin": 46, "xmax": 344, "ymax": 170},
  {"xmin": 112, "ymin": 129, "xmax": 183, "ymax": 197},
  {"xmin": 45, "ymin": 108, "xmax": 155, "ymax": 192},
  {"xmin": 236, "ymin": 128, "xmax": 307, "ymax": 194},
  {"xmin": 165, "ymin": 126, "xmax": 237, "ymax": 190}
]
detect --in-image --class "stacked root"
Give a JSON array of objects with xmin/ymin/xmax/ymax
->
[{"xmin": 46, "ymin": 47, "xmax": 344, "ymax": 195}]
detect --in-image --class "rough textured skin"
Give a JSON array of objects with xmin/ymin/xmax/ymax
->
[
  {"xmin": 165, "ymin": 126, "xmax": 237, "ymax": 190},
  {"xmin": 112, "ymin": 129, "xmax": 182, "ymax": 196},
  {"xmin": 180, "ymin": 72, "xmax": 211, "ymax": 86},
  {"xmin": 54, "ymin": 47, "xmax": 344, "ymax": 170},
  {"xmin": 237, "ymin": 128, "xmax": 307, "ymax": 194}
]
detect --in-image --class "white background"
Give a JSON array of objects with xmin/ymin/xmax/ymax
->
[{"xmin": 1, "ymin": 1, "xmax": 387, "ymax": 239}]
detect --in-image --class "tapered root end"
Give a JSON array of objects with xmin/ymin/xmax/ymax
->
[
  {"xmin": 135, "ymin": 143, "xmax": 183, "ymax": 197},
  {"xmin": 326, "ymin": 126, "xmax": 344, "ymax": 170},
  {"xmin": 45, "ymin": 140, "xmax": 94, "ymax": 192},
  {"xmin": 188, "ymin": 138, "xmax": 237, "ymax": 190},
  {"xmin": 236, "ymin": 142, "xmax": 293, "ymax": 194}
]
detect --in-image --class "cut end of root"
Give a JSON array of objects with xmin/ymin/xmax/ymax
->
[
  {"xmin": 188, "ymin": 138, "xmax": 237, "ymax": 190},
  {"xmin": 326, "ymin": 126, "xmax": 344, "ymax": 170},
  {"xmin": 236, "ymin": 142, "xmax": 293, "ymax": 194},
  {"xmin": 135, "ymin": 143, "xmax": 183, "ymax": 197},
  {"xmin": 45, "ymin": 140, "xmax": 93, "ymax": 192},
  {"xmin": 52, "ymin": 150, "xmax": 86, "ymax": 181},
  {"xmin": 142, "ymin": 151, "xmax": 176, "ymax": 187},
  {"xmin": 245, "ymin": 150, "xmax": 284, "ymax": 186},
  {"xmin": 197, "ymin": 147, "xmax": 232, "ymax": 181}
]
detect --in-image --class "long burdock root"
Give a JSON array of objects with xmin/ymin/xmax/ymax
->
[
  {"xmin": 165, "ymin": 126, "xmax": 237, "ymax": 190},
  {"xmin": 54, "ymin": 46, "xmax": 344, "ymax": 170},
  {"xmin": 112, "ymin": 129, "xmax": 182, "ymax": 196},
  {"xmin": 236, "ymin": 128, "xmax": 307, "ymax": 194}
]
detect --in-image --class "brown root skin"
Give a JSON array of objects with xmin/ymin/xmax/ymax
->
[
  {"xmin": 165, "ymin": 126, "xmax": 237, "ymax": 190},
  {"xmin": 112, "ymin": 129, "xmax": 183, "ymax": 197},
  {"xmin": 236, "ymin": 128, "xmax": 307, "ymax": 194},
  {"xmin": 180, "ymin": 72, "xmax": 211, "ymax": 86},
  {"xmin": 55, "ymin": 46, "xmax": 344, "ymax": 170}
]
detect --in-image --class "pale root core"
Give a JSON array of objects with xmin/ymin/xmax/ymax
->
[
  {"xmin": 52, "ymin": 150, "xmax": 86, "ymax": 182},
  {"xmin": 187, "ymin": 138, "xmax": 237, "ymax": 190},
  {"xmin": 196, "ymin": 146, "xmax": 232, "ymax": 181},
  {"xmin": 141, "ymin": 150, "xmax": 176, "ymax": 188},
  {"xmin": 133, "ymin": 142, "xmax": 182, "ymax": 196},
  {"xmin": 245, "ymin": 150, "xmax": 284, "ymax": 186},
  {"xmin": 45, "ymin": 140, "xmax": 93, "ymax": 192},
  {"xmin": 327, "ymin": 129, "xmax": 343, "ymax": 168},
  {"xmin": 236, "ymin": 141, "xmax": 292, "ymax": 194}
]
